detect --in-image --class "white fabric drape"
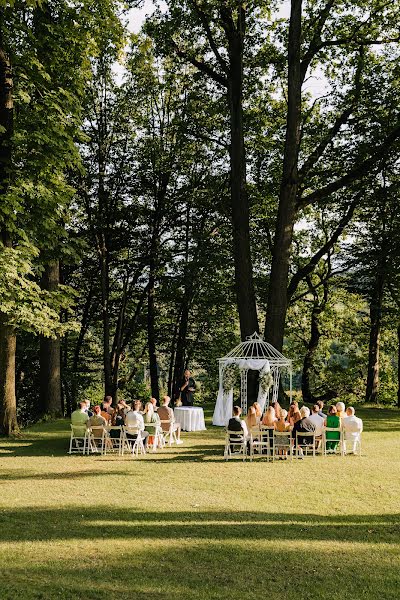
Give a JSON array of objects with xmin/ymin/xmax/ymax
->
[
  {"xmin": 212, "ymin": 359, "xmax": 270, "ymax": 426},
  {"xmin": 212, "ymin": 387, "xmax": 233, "ymax": 426}
]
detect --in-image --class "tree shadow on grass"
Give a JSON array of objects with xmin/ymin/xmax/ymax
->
[
  {"xmin": 0, "ymin": 507, "xmax": 398, "ymax": 545},
  {"xmin": 0, "ymin": 508, "xmax": 399, "ymax": 599},
  {"xmin": 0, "ymin": 470, "xmax": 139, "ymax": 481}
]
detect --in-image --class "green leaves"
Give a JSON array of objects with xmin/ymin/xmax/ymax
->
[{"xmin": 0, "ymin": 242, "xmax": 78, "ymax": 337}]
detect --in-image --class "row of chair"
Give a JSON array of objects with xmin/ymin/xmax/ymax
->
[
  {"xmin": 224, "ymin": 426, "xmax": 361, "ymax": 461},
  {"xmin": 68, "ymin": 421, "xmax": 179, "ymax": 457}
]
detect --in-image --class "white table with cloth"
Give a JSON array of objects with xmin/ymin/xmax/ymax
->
[{"xmin": 173, "ymin": 407, "xmax": 206, "ymax": 432}]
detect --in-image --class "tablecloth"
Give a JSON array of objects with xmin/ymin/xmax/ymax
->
[{"xmin": 174, "ymin": 407, "xmax": 206, "ymax": 432}]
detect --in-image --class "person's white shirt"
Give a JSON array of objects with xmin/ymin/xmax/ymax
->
[
  {"xmin": 308, "ymin": 412, "xmax": 324, "ymax": 437},
  {"xmin": 125, "ymin": 410, "xmax": 145, "ymax": 431},
  {"xmin": 343, "ymin": 415, "xmax": 363, "ymax": 452}
]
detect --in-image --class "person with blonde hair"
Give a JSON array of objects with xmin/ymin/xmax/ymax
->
[
  {"xmin": 271, "ymin": 401, "xmax": 282, "ymax": 419},
  {"xmin": 262, "ymin": 405, "xmax": 277, "ymax": 427},
  {"xmin": 274, "ymin": 409, "xmax": 290, "ymax": 458},
  {"xmin": 288, "ymin": 401, "xmax": 301, "ymax": 426},
  {"xmin": 252, "ymin": 402, "xmax": 262, "ymax": 421},
  {"xmin": 336, "ymin": 401, "xmax": 346, "ymax": 420},
  {"xmin": 245, "ymin": 406, "xmax": 258, "ymax": 430},
  {"xmin": 143, "ymin": 401, "xmax": 161, "ymax": 446},
  {"xmin": 275, "ymin": 409, "xmax": 290, "ymax": 432}
]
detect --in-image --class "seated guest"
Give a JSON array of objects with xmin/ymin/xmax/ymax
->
[
  {"xmin": 274, "ymin": 409, "xmax": 290, "ymax": 458},
  {"xmin": 102, "ymin": 396, "xmax": 113, "ymax": 416},
  {"xmin": 336, "ymin": 401, "xmax": 346, "ymax": 420},
  {"xmin": 262, "ymin": 405, "xmax": 277, "ymax": 427},
  {"xmin": 288, "ymin": 401, "xmax": 301, "ymax": 426},
  {"xmin": 252, "ymin": 402, "xmax": 262, "ymax": 422},
  {"xmin": 316, "ymin": 400, "xmax": 327, "ymax": 419},
  {"xmin": 71, "ymin": 401, "xmax": 89, "ymax": 437},
  {"xmin": 292, "ymin": 406, "xmax": 316, "ymax": 448},
  {"xmin": 245, "ymin": 406, "xmax": 258, "ymax": 430},
  {"xmin": 157, "ymin": 396, "xmax": 183, "ymax": 444},
  {"xmin": 84, "ymin": 400, "xmax": 93, "ymax": 417},
  {"xmin": 343, "ymin": 406, "xmax": 363, "ymax": 453},
  {"xmin": 227, "ymin": 406, "xmax": 248, "ymax": 452},
  {"xmin": 109, "ymin": 405, "xmax": 125, "ymax": 438},
  {"xmin": 275, "ymin": 409, "xmax": 290, "ymax": 432},
  {"xmin": 119, "ymin": 399, "xmax": 131, "ymax": 415},
  {"xmin": 150, "ymin": 397, "xmax": 158, "ymax": 411},
  {"xmin": 143, "ymin": 401, "xmax": 161, "ymax": 447},
  {"xmin": 325, "ymin": 405, "xmax": 341, "ymax": 452},
  {"xmin": 87, "ymin": 405, "xmax": 107, "ymax": 428},
  {"xmin": 125, "ymin": 400, "xmax": 149, "ymax": 448},
  {"xmin": 261, "ymin": 405, "xmax": 277, "ymax": 442},
  {"xmin": 271, "ymin": 400, "xmax": 282, "ymax": 419},
  {"xmin": 309, "ymin": 404, "xmax": 325, "ymax": 438},
  {"xmin": 100, "ymin": 401, "xmax": 112, "ymax": 423}
]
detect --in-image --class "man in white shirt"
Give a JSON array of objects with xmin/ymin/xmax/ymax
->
[
  {"xmin": 125, "ymin": 400, "xmax": 149, "ymax": 448},
  {"xmin": 343, "ymin": 406, "xmax": 363, "ymax": 453},
  {"xmin": 308, "ymin": 404, "xmax": 325, "ymax": 438}
]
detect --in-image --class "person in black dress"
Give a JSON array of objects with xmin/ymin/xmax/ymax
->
[{"xmin": 180, "ymin": 369, "xmax": 196, "ymax": 406}]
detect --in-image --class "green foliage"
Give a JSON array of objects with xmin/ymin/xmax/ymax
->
[{"xmin": 0, "ymin": 242, "xmax": 77, "ymax": 337}]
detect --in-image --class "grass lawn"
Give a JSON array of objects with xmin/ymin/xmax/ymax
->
[{"xmin": 0, "ymin": 405, "xmax": 399, "ymax": 600}]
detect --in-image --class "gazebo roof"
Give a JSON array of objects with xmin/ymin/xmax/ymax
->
[{"xmin": 219, "ymin": 332, "xmax": 291, "ymax": 365}]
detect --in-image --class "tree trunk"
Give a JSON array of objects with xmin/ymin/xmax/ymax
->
[
  {"xmin": 39, "ymin": 260, "xmax": 62, "ymax": 416},
  {"xmin": 226, "ymin": 11, "xmax": 259, "ymax": 340},
  {"xmin": 99, "ymin": 236, "xmax": 113, "ymax": 396},
  {"xmin": 301, "ymin": 280, "xmax": 336, "ymax": 403},
  {"xmin": 365, "ymin": 275, "xmax": 384, "ymax": 403},
  {"xmin": 0, "ymin": 316, "xmax": 18, "ymax": 435},
  {"xmin": 397, "ymin": 323, "xmax": 400, "ymax": 409},
  {"xmin": 264, "ymin": 0, "xmax": 302, "ymax": 351},
  {"xmin": 172, "ymin": 300, "xmax": 190, "ymax": 400},
  {"xmin": 147, "ymin": 255, "xmax": 160, "ymax": 400},
  {"xmin": 301, "ymin": 295, "xmax": 321, "ymax": 404},
  {"xmin": 0, "ymin": 23, "xmax": 18, "ymax": 435}
]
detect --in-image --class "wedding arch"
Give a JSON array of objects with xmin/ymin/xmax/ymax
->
[{"xmin": 212, "ymin": 332, "xmax": 292, "ymax": 426}]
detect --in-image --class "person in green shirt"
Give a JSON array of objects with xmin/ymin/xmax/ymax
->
[{"xmin": 325, "ymin": 405, "xmax": 341, "ymax": 452}]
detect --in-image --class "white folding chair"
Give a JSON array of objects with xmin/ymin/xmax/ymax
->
[
  {"xmin": 87, "ymin": 426, "xmax": 108, "ymax": 455},
  {"xmin": 68, "ymin": 425, "xmax": 89, "ymax": 455},
  {"xmin": 250, "ymin": 427, "xmax": 272, "ymax": 460},
  {"xmin": 104, "ymin": 426, "xmax": 124, "ymax": 455},
  {"xmin": 122, "ymin": 426, "xmax": 146, "ymax": 457},
  {"xmin": 145, "ymin": 423, "xmax": 165, "ymax": 452},
  {"xmin": 273, "ymin": 431, "xmax": 293, "ymax": 461},
  {"xmin": 344, "ymin": 432, "xmax": 362, "ymax": 456},
  {"xmin": 295, "ymin": 431, "xmax": 317, "ymax": 458},
  {"xmin": 224, "ymin": 430, "xmax": 247, "ymax": 461},
  {"xmin": 159, "ymin": 419, "xmax": 179, "ymax": 446},
  {"xmin": 323, "ymin": 427, "xmax": 344, "ymax": 456}
]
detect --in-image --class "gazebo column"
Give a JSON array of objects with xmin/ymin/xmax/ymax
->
[{"xmin": 240, "ymin": 368, "xmax": 248, "ymax": 415}]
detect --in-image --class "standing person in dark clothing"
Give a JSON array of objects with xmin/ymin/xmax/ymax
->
[{"xmin": 180, "ymin": 369, "xmax": 196, "ymax": 406}]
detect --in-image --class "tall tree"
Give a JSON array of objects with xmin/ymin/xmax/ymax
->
[
  {"xmin": 265, "ymin": 0, "xmax": 400, "ymax": 351},
  {"xmin": 146, "ymin": 1, "xmax": 260, "ymax": 339}
]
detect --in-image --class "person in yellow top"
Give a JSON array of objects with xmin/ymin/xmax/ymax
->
[
  {"xmin": 275, "ymin": 409, "xmax": 290, "ymax": 432},
  {"xmin": 71, "ymin": 402, "xmax": 89, "ymax": 436}
]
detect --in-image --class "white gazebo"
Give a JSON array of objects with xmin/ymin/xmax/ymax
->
[{"xmin": 212, "ymin": 332, "xmax": 292, "ymax": 426}]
